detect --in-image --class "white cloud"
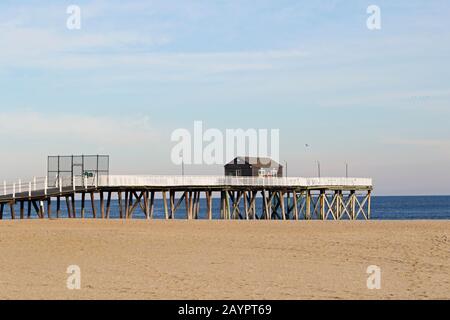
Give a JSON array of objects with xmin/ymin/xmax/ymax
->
[
  {"xmin": 0, "ymin": 24, "xmax": 170, "ymax": 59},
  {"xmin": 0, "ymin": 110, "xmax": 160, "ymax": 146},
  {"xmin": 0, "ymin": 21, "xmax": 307, "ymax": 73}
]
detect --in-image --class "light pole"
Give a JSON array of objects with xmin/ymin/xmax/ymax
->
[
  {"xmin": 181, "ymin": 151, "xmax": 185, "ymax": 177},
  {"xmin": 284, "ymin": 160, "xmax": 288, "ymax": 178},
  {"xmin": 345, "ymin": 162, "xmax": 348, "ymax": 178},
  {"xmin": 317, "ymin": 160, "xmax": 321, "ymax": 178}
]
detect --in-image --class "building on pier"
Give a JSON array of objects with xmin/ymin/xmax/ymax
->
[{"xmin": 224, "ymin": 157, "xmax": 283, "ymax": 177}]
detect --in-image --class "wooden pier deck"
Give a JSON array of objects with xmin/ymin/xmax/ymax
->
[{"xmin": 0, "ymin": 175, "xmax": 373, "ymax": 220}]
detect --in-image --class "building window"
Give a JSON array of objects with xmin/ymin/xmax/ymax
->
[{"xmin": 258, "ymin": 168, "xmax": 265, "ymax": 177}]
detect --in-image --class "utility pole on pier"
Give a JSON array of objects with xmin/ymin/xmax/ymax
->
[
  {"xmin": 284, "ymin": 160, "xmax": 288, "ymax": 178},
  {"xmin": 317, "ymin": 161, "xmax": 321, "ymax": 178},
  {"xmin": 181, "ymin": 151, "xmax": 185, "ymax": 177}
]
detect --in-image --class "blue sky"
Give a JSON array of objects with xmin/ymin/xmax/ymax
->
[{"xmin": 0, "ymin": 0, "xmax": 449, "ymax": 195}]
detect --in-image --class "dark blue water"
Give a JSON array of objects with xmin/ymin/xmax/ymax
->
[
  {"xmin": 371, "ymin": 196, "xmax": 450, "ymax": 220},
  {"xmin": 2, "ymin": 196, "xmax": 450, "ymax": 220}
]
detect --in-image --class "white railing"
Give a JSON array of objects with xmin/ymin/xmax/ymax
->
[
  {"xmin": 1, "ymin": 175, "xmax": 98, "ymax": 199},
  {"xmin": 98, "ymin": 175, "xmax": 373, "ymax": 188}
]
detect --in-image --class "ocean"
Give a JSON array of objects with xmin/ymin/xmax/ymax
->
[{"xmin": 1, "ymin": 196, "xmax": 450, "ymax": 220}]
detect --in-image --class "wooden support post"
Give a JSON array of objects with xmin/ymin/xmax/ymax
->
[
  {"xmin": 150, "ymin": 191, "xmax": 155, "ymax": 219},
  {"xmin": 262, "ymin": 190, "xmax": 269, "ymax": 220},
  {"xmin": 170, "ymin": 191, "xmax": 175, "ymax": 219},
  {"xmin": 243, "ymin": 191, "xmax": 249, "ymax": 220},
  {"xmin": 237, "ymin": 191, "xmax": 242, "ymax": 219},
  {"xmin": 162, "ymin": 191, "xmax": 169, "ymax": 220},
  {"xmin": 184, "ymin": 191, "xmax": 190, "ymax": 219},
  {"xmin": 207, "ymin": 191, "xmax": 213, "ymax": 220},
  {"xmin": 56, "ymin": 197, "xmax": 61, "ymax": 218},
  {"xmin": 20, "ymin": 201, "xmax": 25, "ymax": 219},
  {"xmin": 10, "ymin": 202, "xmax": 16, "ymax": 219},
  {"xmin": 367, "ymin": 190, "xmax": 372, "ymax": 220},
  {"xmin": 280, "ymin": 191, "xmax": 286, "ymax": 220},
  {"xmin": 124, "ymin": 191, "xmax": 129, "ymax": 219},
  {"xmin": 335, "ymin": 191, "xmax": 341, "ymax": 220},
  {"xmin": 127, "ymin": 192, "xmax": 133, "ymax": 219},
  {"xmin": 71, "ymin": 194, "xmax": 76, "ymax": 218},
  {"xmin": 100, "ymin": 192, "xmax": 105, "ymax": 219},
  {"xmin": 39, "ymin": 201, "xmax": 44, "ymax": 219},
  {"xmin": 192, "ymin": 192, "xmax": 198, "ymax": 219},
  {"xmin": 223, "ymin": 191, "xmax": 227, "ymax": 220},
  {"xmin": 118, "ymin": 192, "xmax": 123, "ymax": 219},
  {"xmin": 0, "ymin": 203, "xmax": 4, "ymax": 220},
  {"xmin": 195, "ymin": 191, "xmax": 200, "ymax": 219},
  {"xmin": 188, "ymin": 191, "xmax": 194, "ymax": 219},
  {"xmin": 251, "ymin": 191, "xmax": 257, "ymax": 219},
  {"xmin": 81, "ymin": 192, "xmax": 85, "ymax": 218},
  {"xmin": 241, "ymin": 192, "xmax": 247, "ymax": 220},
  {"xmin": 223, "ymin": 191, "xmax": 227, "ymax": 219},
  {"xmin": 47, "ymin": 198, "xmax": 52, "ymax": 219},
  {"xmin": 197, "ymin": 192, "xmax": 202, "ymax": 220},
  {"xmin": 91, "ymin": 192, "xmax": 97, "ymax": 218},
  {"xmin": 224, "ymin": 191, "xmax": 229, "ymax": 219},
  {"xmin": 205, "ymin": 191, "xmax": 209, "ymax": 219},
  {"xmin": 272, "ymin": 192, "xmax": 280, "ymax": 219},
  {"xmin": 128, "ymin": 191, "xmax": 133, "ymax": 218},
  {"xmin": 28, "ymin": 201, "xmax": 32, "ymax": 219},
  {"xmin": 350, "ymin": 191, "xmax": 356, "ymax": 220},
  {"xmin": 220, "ymin": 191, "xmax": 224, "ymax": 220},
  {"xmin": 197, "ymin": 191, "xmax": 202, "ymax": 219},
  {"xmin": 199, "ymin": 192, "xmax": 202, "ymax": 218},
  {"xmin": 293, "ymin": 191, "xmax": 299, "ymax": 220},
  {"xmin": 306, "ymin": 190, "xmax": 311, "ymax": 220},
  {"xmin": 222, "ymin": 191, "xmax": 227, "ymax": 220},
  {"xmin": 247, "ymin": 191, "xmax": 255, "ymax": 219},
  {"xmin": 225, "ymin": 192, "xmax": 231, "ymax": 220},
  {"xmin": 287, "ymin": 192, "xmax": 291, "ymax": 218},
  {"xmin": 66, "ymin": 196, "xmax": 72, "ymax": 218},
  {"xmin": 336, "ymin": 191, "xmax": 342, "ymax": 220},
  {"xmin": 268, "ymin": 191, "xmax": 273, "ymax": 220},
  {"xmin": 143, "ymin": 191, "xmax": 149, "ymax": 219},
  {"xmin": 320, "ymin": 190, "xmax": 325, "ymax": 220},
  {"xmin": 106, "ymin": 192, "xmax": 112, "ymax": 219}
]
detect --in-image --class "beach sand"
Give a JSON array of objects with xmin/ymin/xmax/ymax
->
[{"xmin": 0, "ymin": 220, "xmax": 449, "ymax": 300}]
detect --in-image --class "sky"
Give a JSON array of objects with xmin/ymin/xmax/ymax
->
[{"xmin": 0, "ymin": 0, "xmax": 449, "ymax": 195}]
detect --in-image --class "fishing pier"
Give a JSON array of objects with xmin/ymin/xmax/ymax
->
[{"xmin": 0, "ymin": 175, "xmax": 372, "ymax": 220}]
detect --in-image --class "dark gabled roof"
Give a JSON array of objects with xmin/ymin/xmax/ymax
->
[{"xmin": 225, "ymin": 157, "xmax": 282, "ymax": 169}]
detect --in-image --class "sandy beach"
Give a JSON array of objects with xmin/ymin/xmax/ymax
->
[{"xmin": 0, "ymin": 220, "xmax": 449, "ymax": 300}]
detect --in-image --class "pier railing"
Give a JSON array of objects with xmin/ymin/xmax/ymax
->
[
  {"xmin": 2, "ymin": 175, "xmax": 97, "ymax": 198},
  {"xmin": 98, "ymin": 175, "xmax": 373, "ymax": 188}
]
